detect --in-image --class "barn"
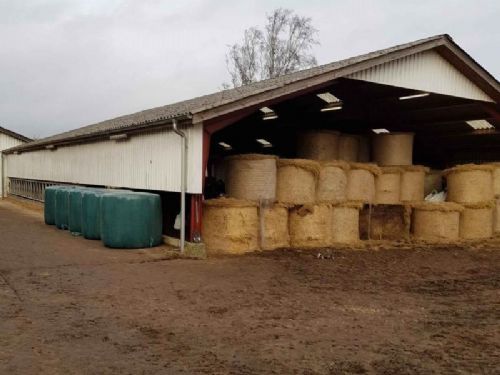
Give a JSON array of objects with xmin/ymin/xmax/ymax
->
[
  {"xmin": 2, "ymin": 34, "xmax": 499, "ymax": 249},
  {"xmin": 0, "ymin": 126, "xmax": 31, "ymax": 197}
]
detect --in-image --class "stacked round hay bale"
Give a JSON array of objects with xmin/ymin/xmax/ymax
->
[
  {"xmin": 357, "ymin": 135, "xmax": 370, "ymax": 163},
  {"xmin": 297, "ymin": 130, "xmax": 340, "ymax": 161},
  {"xmin": 375, "ymin": 166, "xmax": 402, "ymax": 204},
  {"xmin": 316, "ymin": 161, "xmax": 350, "ymax": 203},
  {"xmin": 400, "ymin": 165, "xmax": 430, "ymax": 202},
  {"xmin": 289, "ymin": 204, "xmax": 332, "ymax": 248},
  {"xmin": 225, "ymin": 154, "xmax": 277, "ymax": 201},
  {"xmin": 330, "ymin": 201, "xmax": 363, "ymax": 244},
  {"xmin": 347, "ymin": 163, "xmax": 381, "ymax": 203},
  {"xmin": 372, "ymin": 132, "xmax": 414, "ymax": 166},
  {"xmin": 460, "ymin": 201, "xmax": 495, "ymax": 240},
  {"xmin": 259, "ymin": 203, "xmax": 290, "ymax": 250},
  {"xmin": 444, "ymin": 164, "xmax": 494, "ymax": 203},
  {"xmin": 276, "ymin": 159, "xmax": 320, "ymax": 205},
  {"xmin": 411, "ymin": 202, "xmax": 464, "ymax": 242},
  {"xmin": 338, "ymin": 134, "xmax": 359, "ymax": 162},
  {"xmin": 202, "ymin": 198, "xmax": 259, "ymax": 254},
  {"xmin": 424, "ymin": 169, "xmax": 443, "ymax": 196},
  {"xmin": 488, "ymin": 162, "xmax": 500, "ymax": 197}
]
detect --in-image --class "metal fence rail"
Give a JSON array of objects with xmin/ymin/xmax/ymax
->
[{"xmin": 8, "ymin": 178, "xmax": 70, "ymax": 202}]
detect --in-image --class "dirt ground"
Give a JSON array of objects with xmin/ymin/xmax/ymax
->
[{"xmin": 0, "ymin": 200, "xmax": 499, "ymax": 374}]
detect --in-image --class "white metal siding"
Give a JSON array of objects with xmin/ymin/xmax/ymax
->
[
  {"xmin": 1, "ymin": 133, "xmax": 26, "ymax": 197},
  {"xmin": 4, "ymin": 124, "xmax": 203, "ymax": 194},
  {"xmin": 347, "ymin": 50, "xmax": 493, "ymax": 102}
]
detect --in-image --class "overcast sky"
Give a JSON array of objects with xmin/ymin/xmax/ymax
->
[{"xmin": 1, "ymin": 0, "xmax": 498, "ymax": 139}]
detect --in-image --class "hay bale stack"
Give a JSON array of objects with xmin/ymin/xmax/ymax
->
[
  {"xmin": 375, "ymin": 167, "xmax": 402, "ymax": 204},
  {"xmin": 316, "ymin": 161, "xmax": 350, "ymax": 203},
  {"xmin": 444, "ymin": 164, "xmax": 494, "ymax": 203},
  {"xmin": 297, "ymin": 130, "xmax": 340, "ymax": 161},
  {"xmin": 460, "ymin": 201, "xmax": 494, "ymax": 240},
  {"xmin": 276, "ymin": 159, "xmax": 320, "ymax": 205},
  {"xmin": 489, "ymin": 163, "xmax": 500, "ymax": 196},
  {"xmin": 225, "ymin": 154, "xmax": 277, "ymax": 201},
  {"xmin": 331, "ymin": 201, "xmax": 362, "ymax": 244},
  {"xmin": 347, "ymin": 163, "xmax": 381, "ymax": 203},
  {"xmin": 289, "ymin": 204, "xmax": 332, "ymax": 248},
  {"xmin": 372, "ymin": 132, "xmax": 414, "ymax": 166},
  {"xmin": 424, "ymin": 169, "xmax": 443, "ymax": 196},
  {"xmin": 360, "ymin": 204, "xmax": 411, "ymax": 240},
  {"xmin": 260, "ymin": 203, "xmax": 289, "ymax": 250},
  {"xmin": 400, "ymin": 165, "xmax": 430, "ymax": 202},
  {"xmin": 494, "ymin": 198, "xmax": 500, "ymax": 235},
  {"xmin": 338, "ymin": 135, "xmax": 359, "ymax": 162},
  {"xmin": 202, "ymin": 198, "xmax": 259, "ymax": 254},
  {"xmin": 357, "ymin": 135, "xmax": 370, "ymax": 163},
  {"xmin": 411, "ymin": 202, "xmax": 463, "ymax": 242}
]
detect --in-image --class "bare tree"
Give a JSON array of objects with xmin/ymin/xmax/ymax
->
[{"xmin": 225, "ymin": 8, "xmax": 318, "ymax": 88}]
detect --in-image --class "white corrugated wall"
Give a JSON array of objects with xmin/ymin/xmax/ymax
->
[
  {"xmin": 4, "ymin": 124, "xmax": 204, "ymax": 194},
  {"xmin": 1, "ymin": 133, "xmax": 27, "ymax": 197},
  {"xmin": 347, "ymin": 50, "xmax": 493, "ymax": 102}
]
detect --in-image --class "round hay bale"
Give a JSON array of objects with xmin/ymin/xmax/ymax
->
[
  {"xmin": 375, "ymin": 167, "xmax": 402, "ymax": 204},
  {"xmin": 400, "ymin": 165, "xmax": 429, "ymax": 202},
  {"xmin": 357, "ymin": 135, "xmax": 370, "ymax": 162},
  {"xmin": 289, "ymin": 204, "xmax": 332, "ymax": 248},
  {"xmin": 316, "ymin": 161, "xmax": 350, "ymax": 202},
  {"xmin": 424, "ymin": 169, "xmax": 443, "ymax": 196},
  {"xmin": 460, "ymin": 201, "xmax": 494, "ymax": 240},
  {"xmin": 260, "ymin": 203, "xmax": 289, "ymax": 250},
  {"xmin": 494, "ymin": 199, "xmax": 500, "ymax": 235},
  {"xmin": 331, "ymin": 201, "xmax": 362, "ymax": 244},
  {"xmin": 276, "ymin": 159, "xmax": 320, "ymax": 205},
  {"xmin": 225, "ymin": 154, "xmax": 277, "ymax": 201},
  {"xmin": 202, "ymin": 198, "xmax": 259, "ymax": 254},
  {"xmin": 338, "ymin": 134, "xmax": 359, "ymax": 162},
  {"xmin": 444, "ymin": 164, "xmax": 494, "ymax": 203},
  {"xmin": 347, "ymin": 163, "xmax": 381, "ymax": 203},
  {"xmin": 372, "ymin": 132, "xmax": 414, "ymax": 166},
  {"xmin": 411, "ymin": 202, "xmax": 463, "ymax": 242},
  {"xmin": 297, "ymin": 130, "xmax": 340, "ymax": 161}
]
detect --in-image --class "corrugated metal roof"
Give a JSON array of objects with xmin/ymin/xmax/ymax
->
[
  {"xmin": 7, "ymin": 34, "xmax": 499, "ymax": 153},
  {"xmin": 0, "ymin": 126, "xmax": 31, "ymax": 143}
]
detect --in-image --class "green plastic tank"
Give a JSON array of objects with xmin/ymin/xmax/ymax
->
[
  {"xmin": 54, "ymin": 186, "xmax": 74, "ymax": 230},
  {"xmin": 68, "ymin": 187, "xmax": 88, "ymax": 234},
  {"xmin": 44, "ymin": 185, "xmax": 63, "ymax": 225},
  {"xmin": 100, "ymin": 192, "xmax": 163, "ymax": 249},
  {"xmin": 81, "ymin": 189, "xmax": 128, "ymax": 240}
]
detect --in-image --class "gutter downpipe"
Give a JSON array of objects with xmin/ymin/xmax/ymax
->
[{"xmin": 172, "ymin": 119, "xmax": 187, "ymax": 253}]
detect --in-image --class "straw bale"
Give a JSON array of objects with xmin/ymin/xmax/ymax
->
[
  {"xmin": 460, "ymin": 203, "xmax": 494, "ymax": 239},
  {"xmin": 372, "ymin": 132, "xmax": 414, "ymax": 166},
  {"xmin": 316, "ymin": 162, "xmax": 349, "ymax": 202},
  {"xmin": 400, "ymin": 165, "xmax": 428, "ymax": 202},
  {"xmin": 276, "ymin": 159, "xmax": 319, "ymax": 205},
  {"xmin": 411, "ymin": 201, "xmax": 464, "ymax": 212},
  {"xmin": 360, "ymin": 204, "xmax": 410, "ymax": 240},
  {"xmin": 347, "ymin": 164, "xmax": 380, "ymax": 203},
  {"xmin": 375, "ymin": 167, "xmax": 402, "ymax": 204},
  {"xmin": 424, "ymin": 169, "xmax": 443, "ymax": 196},
  {"xmin": 444, "ymin": 164, "xmax": 494, "ymax": 203},
  {"xmin": 259, "ymin": 203, "xmax": 289, "ymax": 250},
  {"xmin": 202, "ymin": 198, "xmax": 259, "ymax": 254},
  {"xmin": 297, "ymin": 130, "xmax": 340, "ymax": 161},
  {"xmin": 289, "ymin": 204, "xmax": 332, "ymax": 248},
  {"xmin": 338, "ymin": 134, "xmax": 359, "ymax": 162},
  {"xmin": 412, "ymin": 203, "xmax": 461, "ymax": 242},
  {"xmin": 225, "ymin": 154, "xmax": 277, "ymax": 201},
  {"xmin": 494, "ymin": 198, "xmax": 500, "ymax": 235},
  {"xmin": 357, "ymin": 135, "xmax": 370, "ymax": 162},
  {"xmin": 489, "ymin": 163, "xmax": 500, "ymax": 196},
  {"xmin": 331, "ymin": 204, "xmax": 360, "ymax": 244}
]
